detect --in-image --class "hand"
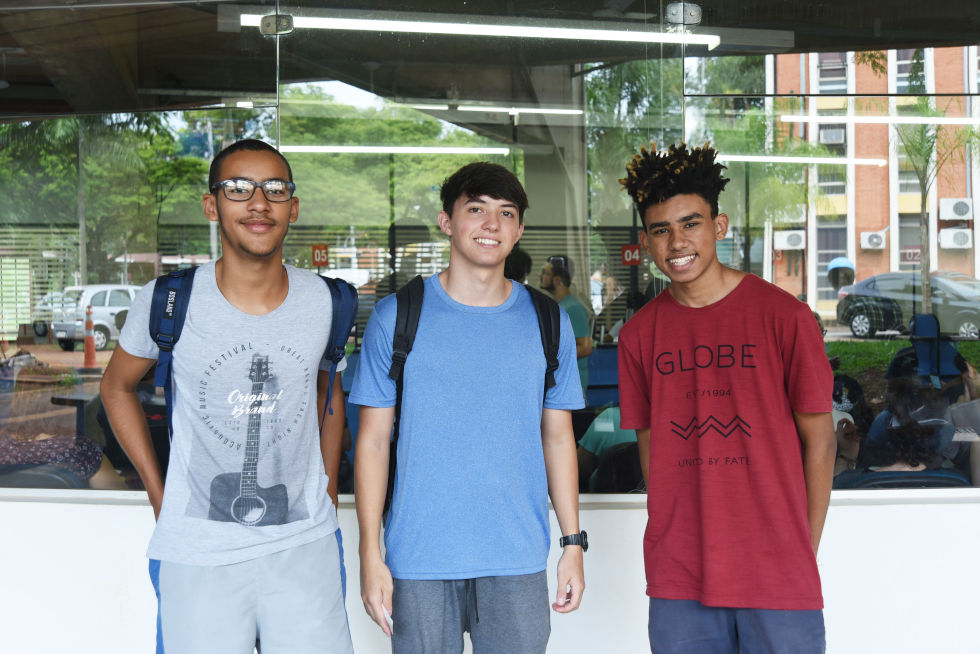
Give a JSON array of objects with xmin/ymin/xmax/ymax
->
[
  {"xmin": 552, "ymin": 546, "xmax": 585, "ymax": 613},
  {"xmin": 360, "ymin": 555, "xmax": 395, "ymax": 636}
]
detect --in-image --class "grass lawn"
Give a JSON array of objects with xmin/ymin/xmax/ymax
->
[{"xmin": 826, "ymin": 339, "xmax": 980, "ymax": 409}]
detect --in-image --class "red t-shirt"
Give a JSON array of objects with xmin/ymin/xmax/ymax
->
[{"xmin": 618, "ymin": 274, "xmax": 832, "ymax": 610}]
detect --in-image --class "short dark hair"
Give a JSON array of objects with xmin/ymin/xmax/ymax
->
[
  {"xmin": 440, "ymin": 162, "xmax": 529, "ymax": 222},
  {"xmin": 620, "ymin": 142, "xmax": 729, "ymax": 224},
  {"xmin": 548, "ymin": 254, "xmax": 573, "ymax": 286},
  {"xmin": 504, "ymin": 245, "xmax": 532, "ymax": 282},
  {"xmin": 208, "ymin": 139, "xmax": 294, "ymax": 192}
]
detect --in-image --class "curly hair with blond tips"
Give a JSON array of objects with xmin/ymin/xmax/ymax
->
[{"xmin": 619, "ymin": 141, "xmax": 730, "ymax": 218}]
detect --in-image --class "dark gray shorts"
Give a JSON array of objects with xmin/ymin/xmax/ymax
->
[{"xmin": 392, "ymin": 571, "xmax": 550, "ymax": 654}]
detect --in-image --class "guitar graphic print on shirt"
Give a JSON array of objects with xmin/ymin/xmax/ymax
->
[{"xmin": 207, "ymin": 353, "xmax": 289, "ymax": 526}]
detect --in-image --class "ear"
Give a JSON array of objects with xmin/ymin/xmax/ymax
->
[
  {"xmin": 639, "ymin": 227, "xmax": 651, "ymax": 255},
  {"xmin": 714, "ymin": 213, "xmax": 730, "ymax": 240},
  {"xmin": 437, "ymin": 210, "xmax": 452, "ymax": 236},
  {"xmin": 288, "ymin": 197, "xmax": 299, "ymax": 224},
  {"xmin": 202, "ymin": 193, "xmax": 219, "ymax": 223}
]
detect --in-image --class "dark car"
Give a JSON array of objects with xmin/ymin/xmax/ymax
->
[{"xmin": 837, "ymin": 271, "xmax": 980, "ymax": 338}]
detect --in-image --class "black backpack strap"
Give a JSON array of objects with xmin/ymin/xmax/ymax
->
[
  {"xmin": 319, "ymin": 275, "xmax": 359, "ymax": 418},
  {"xmin": 383, "ymin": 275, "xmax": 424, "ymax": 523},
  {"xmin": 525, "ymin": 285, "xmax": 561, "ymax": 402},
  {"xmin": 148, "ymin": 266, "xmax": 198, "ymax": 439}
]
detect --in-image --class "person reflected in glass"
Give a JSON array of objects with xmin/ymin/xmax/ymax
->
[{"xmin": 541, "ymin": 254, "xmax": 593, "ymax": 396}]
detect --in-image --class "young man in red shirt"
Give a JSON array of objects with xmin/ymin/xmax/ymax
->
[{"xmin": 617, "ymin": 142, "xmax": 836, "ymax": 653}]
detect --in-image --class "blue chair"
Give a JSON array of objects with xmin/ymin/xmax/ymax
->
[
  {"xmin": 835, "ymin": 468, "xmax": 970, "ymax": 489},
  {"xmin": 0, "ymin": 463, "xmax": 86, "ymax": 489},
  {"xmin": 586, "ymin": 345, "xmax": 619, "ymax": 407},
  {"xmin": 909, "ymin": 314, "xmax": 960, "ymax": 389}
]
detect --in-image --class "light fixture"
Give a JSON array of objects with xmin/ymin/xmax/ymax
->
[
  {"xmin": 280, "ymin": 145, "xmax": 510, "ymax": 155},
  {"xmin": 238, "ymin": 9, "xmax": 720, "ymax": 49},
  {"xmin": 717, "ymin": 154, "xmax": 887, "ymax": 167},
  {"xmin": 409, "ymin": 103, "xmax": 583, "ymax": 116},
  {"xmin": 0, "ymin": 53, "xmax": 9, "ymax": 90},
  {"xmin": 780, "ymin": 114, "xmax": 980, "ymax": 127}
]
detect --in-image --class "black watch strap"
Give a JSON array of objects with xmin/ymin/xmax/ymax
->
[{"xmin": 559, "ymin": 530, "xmax": 588, "ymax": 552}]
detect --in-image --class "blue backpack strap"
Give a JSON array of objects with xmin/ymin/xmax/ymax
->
[
  {"xmin": 383, "ymin": 275, "xmax": 424, "ymax": 524},
  {"xmin": 319, "ymin": 275, "xmax": 359, "ymax": 417},
  {"xmin": 524, "ymin": 285, "xmax": 561, "ymax": 402},
  {"xmin": 148, "ymin": 267, "xmax": 197, "ymax": 438}
]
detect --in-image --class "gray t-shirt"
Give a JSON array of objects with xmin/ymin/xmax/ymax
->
[{"xmin": 120, "ymin": 262, "xmax": 345, "ymax": 566}]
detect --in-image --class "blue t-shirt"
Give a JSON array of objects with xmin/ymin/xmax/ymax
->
[{"xmin": 350, "ymin": 275, "xmax": 584, "ymax": 580}]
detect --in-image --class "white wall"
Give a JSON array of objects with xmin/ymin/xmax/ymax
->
[{"xmin": 2, "ymin": 489, "xmax": 979, "ymax": 653}]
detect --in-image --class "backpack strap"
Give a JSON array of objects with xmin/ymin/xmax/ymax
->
[
  {"xmin": 383, "ymin": 275, "xmax": 424, "ymax": 523},
  {"xmin": 148, "ymin": 267, "xmax": 198, "ymax": 438},
  {"xmin": 524, "ymin": 285, "xmax": 561, "ymax": 402},
  {"xmin": 319, "ymin": 275, "xmax": 359, "ymax": 418}
]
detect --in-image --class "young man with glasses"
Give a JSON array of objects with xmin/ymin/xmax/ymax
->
[
  {"xmin": 540, "ymin": 254, "xmax": 593, "ymax": 395},
  {"xmin": 617, "ymin": 142, "xmax": 836, "ymax": 654},
  {"xmin": 100, "ymin": 139, "xmax": 354, "ymax": 654},
  {"xmin": 351, "ymin": 162, "xmax": 586, "ymax": 654}
]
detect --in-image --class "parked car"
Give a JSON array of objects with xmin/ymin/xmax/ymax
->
[
  {"xmin": 31, "ymin": 292, "xmax": 74, "ymax": 337},
  {"xmin": 50, "ymin": 284, "xmax": 140, "ymax": 351},
  {"xmin": 836, "ymin": 271, "xmax": 980, "ymax": 338}
]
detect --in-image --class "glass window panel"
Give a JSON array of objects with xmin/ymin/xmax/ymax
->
[{"xmin": 0, "ymin": 2, "xmax": 277, "ymax": 117}]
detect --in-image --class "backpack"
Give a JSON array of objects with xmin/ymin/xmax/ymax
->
[
  {"xmin": 149, "ymin": 267, "xmax": 358, "ymax": 436},
  {"xmin": 382, "ymin": 275, "xmax": 560, "ymax": 520}
]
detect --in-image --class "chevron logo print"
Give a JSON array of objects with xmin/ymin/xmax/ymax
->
[{"xmin": 669, "ymin": 415, "xmax": 752, "ymax": 440}]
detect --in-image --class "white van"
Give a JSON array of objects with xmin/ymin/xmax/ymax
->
[{"xmin": 51, "ymin": 284, "xmax": 140, "ymax": 351}]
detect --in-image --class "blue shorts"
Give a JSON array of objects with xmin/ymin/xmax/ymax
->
[{"xmin": 648, "ymin": 598, "xmax": 825, "ymax": 654}]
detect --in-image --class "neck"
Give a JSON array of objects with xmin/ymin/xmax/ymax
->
[
  {"xmin": 551, "ymin": 284, "xmax": 570, "ymax": 301},
  {"xmin": 438, "ymin": 265, "xmax": 512, "ymax": 307},
  {"xmin": 668, "ymin": 264, "xmax": 745, "ymax": 308},
  {"xmin": 214, "ymin": 256, "xmax": 289, "ymax": 315}
]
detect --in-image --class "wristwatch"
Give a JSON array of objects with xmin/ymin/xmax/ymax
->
[{"xmin": 559, "ymin": 531, "xmax": 588, "ymax": 552}]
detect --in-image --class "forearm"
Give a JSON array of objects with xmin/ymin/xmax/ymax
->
[
  {"xmin": 101, "ymin": 377, "xmax": 162, "ymax": 514},
  {"xmin": 575, "ymin": 337, "xmax": 593, "ymax": 359},
  {"xmin": 796, "ymin": 412, "xmax": 836, "ymax": 553},
  {"xmin": 318, "ymin": 372, "xmax": 346, "ymax": 507},
  {"xmin": 354, "ymin": 406, "xmax": 394, "ymax": 562},
  {"xmin": 542, "ymin": 409, "xmax": 580, "ymax": 536}
]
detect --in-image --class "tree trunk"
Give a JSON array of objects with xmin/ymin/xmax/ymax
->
[{"xmin": 919, "ymin": 191, "xmax": 932, "ymax": 315}]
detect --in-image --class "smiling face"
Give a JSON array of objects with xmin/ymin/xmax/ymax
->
[
  {"xmin": 639, "ymin": 193, "xmax": 729, "ymax": 292},
  {"xmin": 438, "ymin": 194, "xmax": 524, "ymax": 272},
  {"xmin": 202, "ymin": 149, "xmax": 298, "ymax": 262}
]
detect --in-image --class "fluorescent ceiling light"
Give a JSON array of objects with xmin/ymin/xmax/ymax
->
[
  {"xmin": 781, "ymin": 114, "xmax": 980, "ymax": 127},
  {"xmin": 410, "ymin": 103, "xmax": 583, "ymax": 116},
  {"xmin": 239, "ymin": 10, "xmax": 720, "ymax": 49},
  {"xmin": 718, "ymin": 154, "xmax": 886, "ymax": 167},
  {"xmin": 280, "ymin": 145, "xmax": 510, "ymax": 155},
  {"xmin": 457, "ymin": 106, "xmax": 583, "ymax": 116}
]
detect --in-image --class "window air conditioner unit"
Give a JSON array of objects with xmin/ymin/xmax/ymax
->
[
  {"xmin": 860, "ymin": 230, "xmax": 887, "ymax": 250},
  {"xmin": 773, "ymin": 230, "xmax": 806, "ymax": 250},
  {"xmin": 939, "ymin": 198, "xmax": 973, "ymax": 221},
  {"xmin": 818, "ymin": 128, "xmax": 846, "ymax": 145},
  {"xmin": 939, "ymin": 228, "xmax": 973, "ymax": 249}
]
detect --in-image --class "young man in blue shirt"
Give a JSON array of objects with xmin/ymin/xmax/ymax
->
[{"xmin": 351, "ymin": 162, "xmax": 586, "ymax": 654}]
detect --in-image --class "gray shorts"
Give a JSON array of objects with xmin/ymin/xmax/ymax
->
[
  {"xmin": 158, "ymin": 533, "xmax": 353, "ymax": 654},
  {"xmin": 392, "ymin": 571, "xmax": 550, "ymax": 654}
]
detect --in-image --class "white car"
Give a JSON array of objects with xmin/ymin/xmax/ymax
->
[
  {"xmin": 31, "ymin": 292, "xmax": 74, "ymax": 337},
  {"xmin": 50, "ymin": 284, "xmax": 140, "ymax": 351}
]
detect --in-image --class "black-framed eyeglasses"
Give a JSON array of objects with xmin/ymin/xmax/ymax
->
[{"xmin": 210, "ymin": 178, "xmax": 296, "ymax": 202}]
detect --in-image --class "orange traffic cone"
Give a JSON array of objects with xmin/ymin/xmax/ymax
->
[{"xmin": 80, "ymin": 304, "xmax": 100, "ymax": 373}]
